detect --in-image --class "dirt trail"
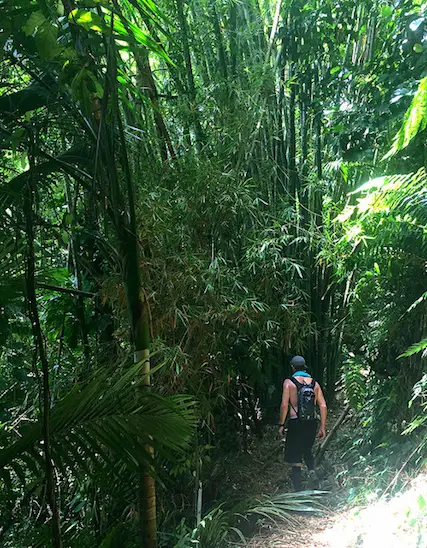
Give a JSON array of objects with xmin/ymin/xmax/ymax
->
[
  {"xmin": 216, "ymin": 423, "xmax": 427, "ymax": 548},
  {"xmin": 247, "ymin": 514, "xmax": 334, "ymax": 547},
  {"xmin": 248, "ymin": 473, "xmax": 427, "ymax": 548}
]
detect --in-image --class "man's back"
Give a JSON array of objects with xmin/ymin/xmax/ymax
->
[{"xmin": 284, "ymin": 374, "xmax": 324, "ymax": 419}]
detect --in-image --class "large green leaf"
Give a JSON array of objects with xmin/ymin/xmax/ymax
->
[
  {"xmin": 69, "ymin": 8, "xmax": 171, "ymax": 62},
  {"xmin": 22, "ymin": 10, "xmax": 63, "ymax": 60},
  {"xmin": 69, "ymin": 8, "xmax": 106, "ymax": 32}
]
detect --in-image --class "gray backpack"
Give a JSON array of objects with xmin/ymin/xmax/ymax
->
[{"xmin": 290, "ymin": 378, "xmax": 316, "ymax": 421}]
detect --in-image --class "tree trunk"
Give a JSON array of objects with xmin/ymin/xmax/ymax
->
[
  {"xmin": 314, "ymin": 78, "xmax": 323, "ymax": 183},
  {"xmin": 299, "ymin": 90, "xmax": 309, "ymax": 228},
  {"xmin": 315, "ymin": 404, "xmax": 350, "ymax": 465},
  {"xmin": 64, "ymin": 176, "xmax": 90, "ymax": 372},
  {"xmin": 24, "ymin": 136, "xmax": 62, "ymax": 548},
  {"xmin": 116, "ymin": 143, "xmax": 157, "ymax": 548}
]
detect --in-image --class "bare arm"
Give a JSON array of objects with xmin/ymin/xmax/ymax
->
[
  {"xmin": 278, "ymin": 381, "xmax": 290, "ymax": 435},
  {"xmin": 316, "ymin": 383, "xmax": 327, "ymax": 439}
]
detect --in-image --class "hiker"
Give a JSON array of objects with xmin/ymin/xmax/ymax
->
[{"xmin": 278, "ymin": 356, "xmax": 327, "ymax": 491}]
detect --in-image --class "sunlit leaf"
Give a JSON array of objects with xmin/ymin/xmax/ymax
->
[
  {"xmin": 69, "ymin": 9, "xmax": 106, "ymax": 32},
  {"xmin": 385, "ymin": 76, "xmax": 427, "ymax": 159}
]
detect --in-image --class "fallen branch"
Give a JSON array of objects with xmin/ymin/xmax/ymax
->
[{"xmin": 315, "ymin": 404, "xmax": 350, "ymax": 466}]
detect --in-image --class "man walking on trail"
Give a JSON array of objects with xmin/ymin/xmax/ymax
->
[{"xmin": 278, "ymin": 356, "xmax": 327, "ymax": 491}]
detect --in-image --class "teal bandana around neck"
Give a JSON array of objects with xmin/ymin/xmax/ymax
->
[{"xmin": 292, "ymin": 371, "xmax": 310, "ymax": 377}]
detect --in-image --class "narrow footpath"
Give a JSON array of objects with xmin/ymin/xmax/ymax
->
[
  {"xmin": 215, "ymin": 418, "xmax": 427, "ymax": 548},
  {"xmin": 248, "ymin": 473, "xmax": 427, "ymax": 548}
]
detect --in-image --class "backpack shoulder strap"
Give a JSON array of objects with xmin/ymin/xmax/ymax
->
[
  {"xmin": 290, "ymin": 377, "xmax": 316, "ymax": 389},
  {"xmin": 289, "ymin": 377, "xmax": 302, "ymax": 390},
  {"xmin": 287, "ymin": 377, "xmax": 299, "ymax": 417}
]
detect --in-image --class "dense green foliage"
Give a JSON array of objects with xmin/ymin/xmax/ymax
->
[{"xmin": 1, "ymin": 0, "xmax": 427, "ymax": 545}]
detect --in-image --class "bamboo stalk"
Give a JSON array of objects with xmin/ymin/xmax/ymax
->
[
  {"xmin": 209, "ymin": 1, "xmax": 228, "ymax": 80},
  {"xmin": 176, "ymin": 0, "xmax": 204, "ymax": 150}
]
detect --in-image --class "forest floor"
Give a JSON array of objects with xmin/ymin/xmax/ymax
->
[
  {"xmin": 215, "ymin": 414, "xmax": 427, "ymax": 548},
  {"xmin": 247, "ymin": 474, "xmax": 427, "ymax": 548}
]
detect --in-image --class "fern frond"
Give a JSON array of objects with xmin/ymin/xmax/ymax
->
[
  {"xmin": 398, "ymin": 338, "xmax": 427, "ymax": 359},
  {"xmin": 343, "ymin": 361, "xmax": 366, "ymax": 410},
  {"xmin": 351, "ymin": 168, "xmax": 427, "ymax": 227}
]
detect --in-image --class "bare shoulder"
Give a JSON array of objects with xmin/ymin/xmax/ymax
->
[{"xmin": 314, "ymin": 381, "xmax": 324, "ymax": 392}]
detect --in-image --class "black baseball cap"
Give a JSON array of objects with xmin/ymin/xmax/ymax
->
[{"xmin": 290, "ymin": 355, "xmax": 306, "ymax": 368}]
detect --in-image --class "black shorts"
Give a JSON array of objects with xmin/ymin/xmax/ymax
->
[{"xmin": 284, "ymin": 418, "xmax": 317, "ymax": 464}]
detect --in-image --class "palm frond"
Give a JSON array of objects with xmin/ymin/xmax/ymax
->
[
  {"xmin": 172, "ymin": 491, "xmax": 326, "ymax": 547},
  {"xmin": 0, "ymin": 144, "xmax": 93, "ymax": 209},
  {"xmin": 0, "ymin": 361, "xmax": 197, "ymax": 479},
  {"xmin": 244, "ymin": 491, "xmax": 326, "ymax": 525}
]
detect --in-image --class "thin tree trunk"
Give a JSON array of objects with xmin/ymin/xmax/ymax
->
[
  {"xmin": 115, "ymin": 147, "xmax": 158, "ymax": 548},
  {"xmin": 24, "ymin": 135, "xmax": 62, "ymax": 548},
  {"xmin": 64, "ymin": 177, "xmax": 90, "ymax": 371},
  {"xmin": 176, "ymin": 0, "xmax": 204, "ymax": 150},
  {"xmin": 135, "ymin": 49, "xmax": 177, "ymax": 162},
  {"xmin": 287, "ymin": 17, "xmax": 298, "ymax": 198},
  {"xmin": 307, "ymin": 65, "xmax": 325, "ymax": 382},
  {"xmin": 209, "ymin": 1, "xmax": 228, "ymax": 80},
  {"xmin": 250, "ymin": 0, "xmax": 267, "ymax": 54},
  {"xmin": 117, "ymin": 94, "xmax": 158, "ymax": 548},
  {"xmin": 100, "ymin": 31, "xmax": 157, "ymax": 548},
  {"xmin": 111, "ymin": 1, "xmax": 176, "ymax": 163},
  {"xmin": 229, "ymin": 0, "xmax": 237, "ymax": 76},
  {"xmin": 279, "ymin": 61, "xmax": 289, "ymax": 191},
  {"xmin": 288, "ymin": 68, "xmax": 298, "ymax": 198},
  {"xmin": 314, "ymin": 65, "xmax": 323, "ymax": 184},
  {"xmin": 366, "ymin": 14, "xmax": 377, "ymax": 64},
  {"xmin": 299, "ymin": 91, "xmax": 309, "ymax": 228},
  {"xmin": 343, "ymin": 6, "xmax": 356, "ymax": 67},
  {"xmin": 352, "ymin": 5, "xmax": 365, "ymax": 65}
]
